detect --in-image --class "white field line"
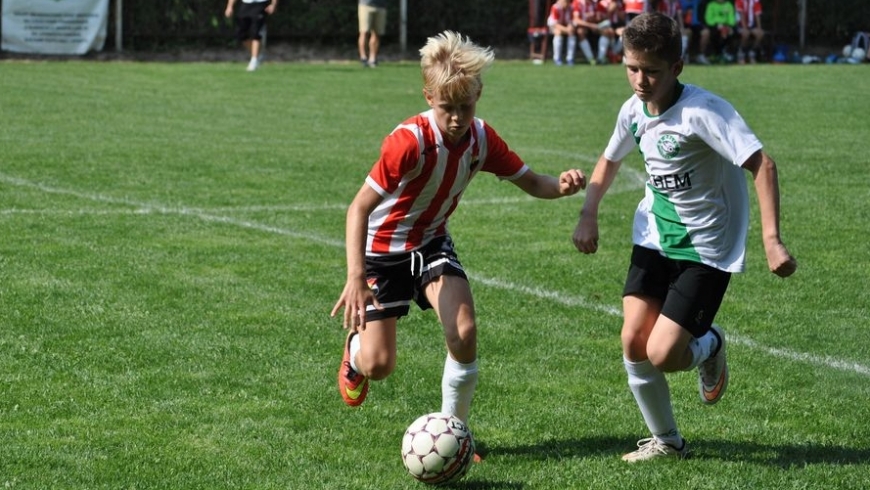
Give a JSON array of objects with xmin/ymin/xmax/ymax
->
[
  {"xmin": 471, "ymin": 275, "xmax": 870, "ymax": 377},
  {"xmin": 2, "ymin": 172, "xmax": 868, "ymax": 378}
]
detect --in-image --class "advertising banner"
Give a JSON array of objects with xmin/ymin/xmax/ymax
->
[{"xmin": 2, "ymin": 0, "xmax": 108, "ymax": 55}]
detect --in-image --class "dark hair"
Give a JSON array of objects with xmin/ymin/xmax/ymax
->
[{"xmin": 623, "ymin": 12, "xmax": 683, "ymax": 64}]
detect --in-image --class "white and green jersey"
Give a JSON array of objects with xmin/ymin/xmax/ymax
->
[{"xmin": 604, "ymin": 83, "xmax": 763, "ymax": 273}]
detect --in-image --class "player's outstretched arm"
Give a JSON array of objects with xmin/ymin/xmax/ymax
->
[
  {"xmin": 511, "ymin": 168, "xmax": 586, "ymax": 199},
  {"xmin": 743, "ymin": 150, "xmax": 798, "ymax": 277},
  {"xmin": 573, "ymin": 155, "xmax": 621, "ymax": 255}
]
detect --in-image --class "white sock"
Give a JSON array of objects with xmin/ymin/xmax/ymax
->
[
  {"xmin": 624, "ymin": 357, "xmax": 682, "ymax": 446},
  {"xmin": 598, "ymin": 36, "xmax": 610, "ymax": 60},
  {"xmin": 348, "ymin": 333, "xmax": 361, "ymax": 372},
  {"xmin": 567, "ymin": 36, "xmax": 577, "ymax": 62},
  {"xmin": 553, "ymin": 36, "xmax": 564, "ymax": 62},
  {"xmin": 686, "ymin": 328, "xmax": 721, "ymax": 370},
  {"xmin": 682, "ymin": 35, "xmax": 689, "ymax": 57},
  {"xmin": 579, "ymin": 39, "xmax": 594, "ymax": 62},
  {"xmin": 613, "ymin": 37, "xmax": 623, "ymax": 54},
  {"xmin": 441, "ymin": 355, "xmax": 478, "ymax": 424}
]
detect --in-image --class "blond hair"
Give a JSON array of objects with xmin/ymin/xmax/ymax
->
[{"xmin": 419, "ymin": 31, "xmax": 495, "ymax": 102}]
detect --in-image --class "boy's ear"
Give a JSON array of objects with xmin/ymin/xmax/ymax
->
[{"xmin": 423, "ymin": 89, "xmax": 435, "ymax": 107}]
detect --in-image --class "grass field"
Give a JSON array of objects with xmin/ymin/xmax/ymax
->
[{"xmin": 1, "ymin": 57, "xmax": 868, "ymax": 489}]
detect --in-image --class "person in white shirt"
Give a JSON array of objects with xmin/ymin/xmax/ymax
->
[{"xmin": 573, "ymin": 11, "xmax": 797, "ymax": 463}]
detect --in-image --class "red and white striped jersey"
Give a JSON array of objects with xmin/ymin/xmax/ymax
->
[
  {"xmin": 364, "ymin": 110, "xmax": 529, "ymax": 256},
  {"xmin": 549, "ymin": 1, "xmax": 573, "ymax": 27},
  {"xmin": 572, "ymin": 0, "xmax": 606, "ymax": 22},
  {"xmin": 735, "ymin": 0, "xmax": 762, "ymax": 27}
]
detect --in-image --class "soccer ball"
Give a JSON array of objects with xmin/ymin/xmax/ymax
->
[
  {"xmin": 851, "ymin": 47, "xmax": 866, "ymax": 61},
  {"xmin": 401, "ymin": 412, "xmax": 475, "ymax": 485},
  {"xmin": 843, "ymin": 44, "xmax": 853, "ymax": 58}
]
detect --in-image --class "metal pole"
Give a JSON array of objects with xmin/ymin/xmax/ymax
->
[
  {"xmin": 400, "ymin": 0, "xmax": 407, "ymax": 57},
  {"xmin": 115, "ymin": 0, "xmax": 123, "ymax": 51},
  {"xmin": 798, "ymin": 0, "xmax": 806, "ymax": 50}
]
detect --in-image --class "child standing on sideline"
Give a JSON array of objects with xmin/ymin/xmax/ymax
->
[
  {"xmin": 572, "ymin": 12, "xmax": 796, "ymax": 462},
  {"xmin": 332, "ymin": 32, "xmax": 586, "ymax": 434},
  {"xmin": 224, "ymin": 0, "xmax": 277, "ymax": 72}
]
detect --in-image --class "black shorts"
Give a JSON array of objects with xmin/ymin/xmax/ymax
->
[
  {"xmin": 623, "ymin": 245, "xmax": 731, "ymax": 337},
  {"xmin": 236, "ymin": 2, "xmax": 269, "ymax": 42},
  {"xmin": 364, "ymin": 235, "xmax": 468, "ymax": 322}
]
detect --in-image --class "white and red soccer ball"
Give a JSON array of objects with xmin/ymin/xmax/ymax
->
[{"xmin": 401, "ymin": 412, "xmax": 475, "ymax": 485}]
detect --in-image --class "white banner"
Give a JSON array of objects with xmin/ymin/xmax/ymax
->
[{"xmin": 2, "ymin": 0, "xmax": 108, "ymax": 55}]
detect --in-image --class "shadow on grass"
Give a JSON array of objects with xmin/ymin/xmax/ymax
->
[
  {"xmin": 690, "ymin": 438, "xmax": 870, "ymax": 468},
  {"xmin": 486, "ymin": 436, "xmax": 870, "ymax": 468}
]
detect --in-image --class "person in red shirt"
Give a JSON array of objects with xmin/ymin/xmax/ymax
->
[
  {"xmin": 332, "ymin": 32, "xmax": 586, "ymax": 442},
  {"xmin": 735, "ymin": 0, "xmax": 764, "ymax": 63},
  {"xmin": 549, "ymin": 0, "xmax": 578, "ymax": 65}
]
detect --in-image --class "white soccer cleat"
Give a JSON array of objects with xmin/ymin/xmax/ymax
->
[
  {"xmin": 246, "ymin": 58, "xmax": 260, "ymax": 72},
  {"xmin": 698, "ymin": 324, "xmax": 728, "ymax": 405},
  {"xmin": 622, "ymin": 437, "xmax": 688, "ymax": 462}
]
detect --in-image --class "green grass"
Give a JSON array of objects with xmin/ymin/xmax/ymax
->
[{"xmin": 0, "ymin": 58, "xmax": 868, "ymax": 489}]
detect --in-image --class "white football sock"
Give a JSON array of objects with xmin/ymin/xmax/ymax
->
[
  {"xmin": 579, "ymin": 39, "xmax": 594, "ymax": 62},
  {"xmin": 567, "ymin": 36, "xmax": 577, "ymax": 62},
  {"xmin": 598, "ymin": 36, "xmax": 610, "ymax": 61},
  {"xmin": 625, "ymin": 357, "xmax": 682, "ymax": 446},
  {"xmin": 553, "ymin": 36, "xmax": 564, "ymax": 62},
  {"xmin": 686, "ymin": 328, "xmax": 721, "ymax": 370},
  {"xmin": 348, "ymin": 333, "xmax": 361, "ymax": 372},
  {"xmin": 441, "ymin": 355, "xmax": 478, "ymax": 424},
  {"xmin": 613, "ymin": 37, "xmax": 623, "ymax": 54}
]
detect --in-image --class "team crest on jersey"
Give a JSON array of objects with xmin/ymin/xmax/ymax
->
[{"xmin": 656, "ymin": 134, "xmax": 680, "ymax": 159}]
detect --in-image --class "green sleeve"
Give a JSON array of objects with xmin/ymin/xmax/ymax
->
[{"xmin": 704, "ymin": 2, "xmax": 721, "ymax": 26}]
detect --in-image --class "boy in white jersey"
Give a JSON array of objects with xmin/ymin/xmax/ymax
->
[
  {"xmin": 331, "ymin": 31, "xmax": 587, "ymax": 455},
  {"xmin": 572, "ymin": 12, "xmax": 796, "ymax": 462}
]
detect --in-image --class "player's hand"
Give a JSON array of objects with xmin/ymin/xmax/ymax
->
[
  {"xmin": 330, "ymin": 279, "xmax": 383, "ymax": 330},
  {"xmin": 559, "ymin": 169, "xmax": 587, "ymax": 196},
  {"xmin": 765, "ymin": 241, "xmax": 797, "ymax": 278},
  {"xmin": 224, "ymin": 7, "xmax": 232, "ymax": 18},
  {"xmin": 572, "ymin": 214, "xmax": 599, "ymax": 254}
]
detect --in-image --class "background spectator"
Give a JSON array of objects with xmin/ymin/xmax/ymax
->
[
  {"xmin": 549, "ymin": 0, "xmax": 578, "ymax": 65},
  {"xmin": 225, "ymin": 0, "xmax": 277, "ymax": 72},
  {"xmin": 358, "ymin": 0, "xmax": 387, "ymax": 67},
  {"xmin": 704, "ymin": 0, "xmax": 737, "ymax": 62},
  {"xmin": 735, "ymin": 0, "xmax": 764, "ymax": 63}
]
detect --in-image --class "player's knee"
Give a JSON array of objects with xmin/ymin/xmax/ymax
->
[
  {"xmin": 621, "ymin": 329, "xmax": 649, "ymax": 360},
  {"xmin": 360, "ymin": 352, "xmax": 396, "ymax": 380},
  {"xmin": 646, "ymin": 343, "xmax": 684, "ymax": 372},
  {"xmin": 645, "ymin": 345, "xmax": 670, "ymax": 370}
]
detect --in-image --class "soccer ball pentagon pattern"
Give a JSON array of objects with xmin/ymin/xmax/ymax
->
[{"xmin": 401, "ymin": 412, "xmax": 475, "ymax": 485}]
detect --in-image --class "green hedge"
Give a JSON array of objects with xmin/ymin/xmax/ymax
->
[{"xmin": 114, "ymin": 0, "xmax": 869, "ymax": 51}]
